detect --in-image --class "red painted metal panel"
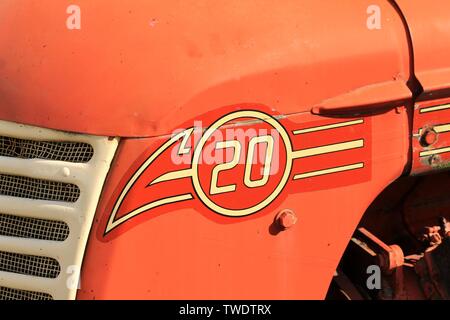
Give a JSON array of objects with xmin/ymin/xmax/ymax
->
[
  {"xmin": 0, "ymin": 0, "xmax": 410, "ymax": 137},
  {"xmin": 397, "ymin": 0, "xmax": 450, "ymax": 94},
  {"xmin": 78, "ymin": 106, "xmax": 409, "ymax": 299}
]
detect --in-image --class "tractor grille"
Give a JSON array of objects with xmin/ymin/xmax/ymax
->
[
  {"xmin": 0, "ymin": 174, "xmax": 80, "ymax": 202},
  {"xmin": 0, "ymin": 251, "xmax": 60, "ymax": 278},
  {"xmin": 0, "ymin": 286, "xmax": 53, "ymax": 300},
  {"xmin": 0, "ymin": 120, "xmax": 118, "ymax": 300},
  {"xmin": 0, "ymin": 213, "xmax": 69, "ymax": 241},
  {"xmin": 0, "ymin": 136, "xmax": 94, "ymax": 163}
]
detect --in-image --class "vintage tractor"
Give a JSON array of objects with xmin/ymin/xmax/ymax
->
[{"xmin": 0, "ymin": 0, "xmax": 448, "ymax": 299}]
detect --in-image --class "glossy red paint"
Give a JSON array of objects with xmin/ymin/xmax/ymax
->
[
  {"xmin": 396, "ymin": 0, "xmax": 450, "ymax": 94},
  {"xmin": 0, "ymin": 0, "xmax": 409, "ymax": 137}
]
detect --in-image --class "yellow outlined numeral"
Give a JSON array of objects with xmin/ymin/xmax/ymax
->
[
  {"xmin": 244, "ymin": 135, "xmax": 274, "ymax": 188},
  {"xmin": 210, "ymin": 141, "xmax": 242, "ymax": 195}
]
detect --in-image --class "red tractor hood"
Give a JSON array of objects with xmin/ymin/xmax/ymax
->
[
  {"xmin": 0, "ymin": 0, "xmax": 412, "ymax": 137},
  {"xmin": 396, "ymin": 0, "xmax": 450, "ymax": 95}
]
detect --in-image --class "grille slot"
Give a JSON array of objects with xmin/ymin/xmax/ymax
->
[
  {"xmin": 0, "ymin": 286, "xmax": 53, "ymax": 300},
  {"xmin": 0, "ymin": 136, "xmax": 93, "ymax": 163},
  {"xmin": 0, "ymin": 213, "xmax": 69, "ymax": 241},
  {"xmin": 0, "ymin": 251, "xmax": 61, "ymax": 278},
  {"xmin": 0, "ymin": 174, "xmax": 80, "ymax": 202}
]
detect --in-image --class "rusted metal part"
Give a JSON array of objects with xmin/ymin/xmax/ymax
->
[
  {"xmin": 419, "ymin": 217, "xmax": 450, "ymax": 252},
  {"xmin": 351, "ymin": 228, "xmax": 407, "ymax": 299},
  {"xmin": 381, "ymin": 245, "xmax": 405, "ymax": 273},
  {"xmin": 403, "ymin": 254, "xmax": 423, "ymax": 268},
  {"xmin": 420, "ymin": 226, "xmax": 443, "ymax": 250},
  {"xmin": 354, "ymin": 226, "xmax": 449, "ymax": 299},
  {"xmin": 346, "ymin": 228, "xmax": 405, "ymax": 299},
  {"xmin": 439, "ymin": 217, "xmax": 450, "ymax": 237},
  {"xmin": 336, "ymin": 173, "xmax": 450, "ymax": 300},
  {"xmin": 411, "ymin": 99, "xmax": 450, "ymax": 175},
  {"xmin": 357, "ymin": 228, "xmax": 404, "ymax": 272}
]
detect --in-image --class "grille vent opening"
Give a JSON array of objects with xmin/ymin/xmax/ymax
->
[
  {"xmin": 0, "ymin": 286, "xmax": 53, "ymax": 300},
  {"xmin": 0, "ymin": 213, "xmax": 69, "ymax": 241},
  {"xmin": 0, "ymin": 136, "xmax": 93, "ymax": 163},
  {"xmin": 0, "ymin": 251, "xmax": 61, "ymax": 278},
  {"xmin": 0, "ymin": 174, "xmax": 80, "ymax": 202}
]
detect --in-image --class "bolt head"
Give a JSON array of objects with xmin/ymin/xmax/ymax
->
[
  {"xmin": 421, "ymin": 129, "xmax": 438, "ymax": 147},
  {"xmin": 277, "ymin": 210, "xmax": 297, "ymax": 229}
]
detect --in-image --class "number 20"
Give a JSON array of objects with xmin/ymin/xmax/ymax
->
[{"xmin": 210, "ymin": 136, "xmax": 275, "ymax": 195}]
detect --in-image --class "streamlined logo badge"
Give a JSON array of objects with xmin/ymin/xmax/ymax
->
[{"xmin": 104, "ymin": 107, "xmax": 371, "ymax": 237}]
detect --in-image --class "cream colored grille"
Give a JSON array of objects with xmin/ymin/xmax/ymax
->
[
  {"xmin": 0, "ymin": 251, "xmax": 60, "ymax": 278},
  {"xmin": 0, "ymin": 136, "xmax": 94, "ymax": 163},
  {"xmin": 0, "ymin": 119, "xmax": 118, "ymax": 300},
  {"xmin": 0, "ymin": 213, "xmax": 69, "ymax": 241},
  {"xmin": 0, "ymin": 286, "xmax": 53, "ymax": 300},
  {"xmin": 0, "ymin": 174, "xmax": 80, "ymax": 202}
]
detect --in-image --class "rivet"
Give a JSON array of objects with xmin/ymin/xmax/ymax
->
[{"xmin": 62, "ymin": 167, "xmax": 71, "ymax": 177}]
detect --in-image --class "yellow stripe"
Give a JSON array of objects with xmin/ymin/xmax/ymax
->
[
  {"xmin": 420, "ymin": 104, "xmax": 450, "ymax": 114},
  {"xmin": 420, "ymin": 146, "xmax": 450, "ymax": 157},
  {"xmin": 434, "ymin": 124, "xmax": 450, "ymax": 134},
  {"xmin": 149, "ymin": 168, "xmax": 193, "ymax": 185},
  {"xmin": 293, "ymin": 119, "xmax": 363, "ymax": 135},
  {"xmin": 292, "ymin": 140, "xmax": 364, "ymax": 159},
  {"xmin": 107, "ymin": 194, "xmax": 193, "ymax": 231},
  {"xmin": 418, "ymin": 124, "xmax": 450, "ymax": 135},
  {"xmin": 293, "ymin": 163, "xmax": 364, "ymax": 180}
]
